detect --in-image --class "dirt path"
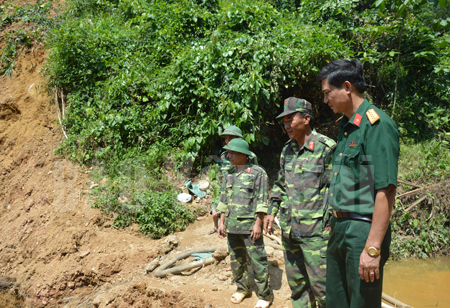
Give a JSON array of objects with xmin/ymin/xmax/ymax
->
[{"xmin": 0, "ymin": 25, "xmax": 293, "ymax": 308}]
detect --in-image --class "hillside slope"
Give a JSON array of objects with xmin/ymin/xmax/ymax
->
[{"xmin": 0, "ymin": 26, "xmax": 292, "ymax": 307}]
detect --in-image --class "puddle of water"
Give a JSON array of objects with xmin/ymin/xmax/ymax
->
[{"xmin": 383, "ymin": 256, "xmax": 450, "ymax": 308}]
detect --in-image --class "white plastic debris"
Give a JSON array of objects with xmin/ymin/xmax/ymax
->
[{"xmin": 177, "ymin": 193, "xmax": 192, "ymax": 203}]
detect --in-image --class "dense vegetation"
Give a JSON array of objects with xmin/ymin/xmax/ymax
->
[{"xmin": 1, "ymin": 0, "xmax": 449, "ymax": 253}]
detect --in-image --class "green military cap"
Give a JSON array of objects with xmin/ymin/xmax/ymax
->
[
  {"xmin": 223, "ymin": 138, "xmax": 252, "ymax": 156},
  {"xmin": 276, "ymin": 97, "xmax": 313, "ymax": 119},
  {"xmin": 220, "ymin": 125, "xmax": 244, "ymax": 138}
]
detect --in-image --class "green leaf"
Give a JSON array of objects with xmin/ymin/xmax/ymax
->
[{"xmin": 438, "ymin": 0, "xmax": 447, "ymax": 8}]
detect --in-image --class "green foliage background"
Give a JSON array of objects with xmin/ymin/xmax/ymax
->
[{"xmin": 2, "ymin": 0, "xmax": 449, "ymax": 250}]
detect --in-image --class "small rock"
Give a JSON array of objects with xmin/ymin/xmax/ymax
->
[
  {"xmin": 158, "ymin": 242, "xmax": 173, "ymax": 255},
  {"xmin": 217, "ymin": 271, "xmax": 232, "ymax": 281},
  {"xmin": 90, "ymin": 183, "xmax": 99, "ymax": 190},
  {"xmin": 212, "ymin": 246, "xmax": 228, "ymax": 261},
  {"xmin": 200, "ymin": 288, "xmax": 205, "ymax": 292},
  {"xmin": 79, "ymin": 250, "xmax": 90, "ymax": 258},
  {"xmin": 271, "ymin": 260, "xmax": 279, "ymax": 267},
  {"xmin": 211, "ymin": 287, "xmax": 218, "ymax": 291},
  {"xmin": 165, "ymin": 235, "xmax": 178, "ymax": 246},
  {"xmin": 145, "ymin": 256, "xmax": 162, "ymax": 273},
  {"xmin": 67, "ymin": 282, "xmax": 75, "ymax": 289},
  {"xmin": 93, "ymin": 293, "xmax": 113, "ymax": 308}
]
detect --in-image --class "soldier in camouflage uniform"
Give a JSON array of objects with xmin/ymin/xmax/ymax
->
[
  {"xmin": 210, "ymin": 126, "xmax": 243, "ymax": 234},
  {"xmin": 264, "ymin": 97, "xmax": 335, "ymax": 308},
  {"xmin": 217, "ymin": 138, "xmax": 272, "ymax": 308},
  {"xmin": 210, "ymin": 126, "xmax": 258, "ymax": 235}
]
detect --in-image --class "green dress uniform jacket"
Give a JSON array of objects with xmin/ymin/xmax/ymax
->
[
  {"xmin": 216, "ymin": 163, "xmax": 269, "ymax": 234},
  {"xmin": 329, "ymin": 99, "xmax": 400, "ymax": 214},
  {"xmin": 268, "ymin": 129, "xmax": 336, "ymax": 239}
]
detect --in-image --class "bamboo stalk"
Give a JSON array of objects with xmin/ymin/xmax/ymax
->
[
  {"xmin": 397, "ymin": 179, "xmax": 422, "ymax": 189},
  {"xmin": 54, "ymin": 89, "xmax": 68, "ymax": 139},
  {"xmin": 60, "ymin": 89, "xmax": 65, "ymax": 119},
  {"xmin": 404, "ymin": 195, "xmax": 427, "ymax": 213},
  {"xmin": 382, "ymin": 292, "xmax": 413, "ymax": 308},
  {"xmin": 396, "ymin": 183, "xmax": 439, "ymax": 199},
  {"xmin": 263, "ymin": 232, "xmax": 282, "ymax": 245}
]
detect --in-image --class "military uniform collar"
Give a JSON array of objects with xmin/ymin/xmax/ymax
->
[
  {"xmin": 288, "ymin": 129, "xmax": 318, "ymax": 153},
  {"xmin": 231, "ymin": 163, "xmax": 254, "ymax": 174},
  {"xmin": 303, "ymin": 129, "xmax": 319, "ymax": 152},
  {"xmin": 340, "ymin": 99, "xmax": 371, "ymax": 128}
]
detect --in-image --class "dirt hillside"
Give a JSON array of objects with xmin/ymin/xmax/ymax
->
[{"xmin": 0, "ymin": 14, "xmax": 294, "ymax": 308}]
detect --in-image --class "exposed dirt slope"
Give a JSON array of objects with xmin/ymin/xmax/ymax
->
[{"xmin": 0, "ymin": 22, "xmax": 292, "ymax": 308}]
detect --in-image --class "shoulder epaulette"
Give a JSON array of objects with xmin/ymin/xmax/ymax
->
[
  {"xmin": 366, "ymin": 109, "xmax": 380, "ymax": 125},
  {"xmin": 318, "ymin": 136, "xmax": 336, "ymax": 148},
  {"xmin": 249, "ymin": 164, "xmax": 266, "ymax": 175}
]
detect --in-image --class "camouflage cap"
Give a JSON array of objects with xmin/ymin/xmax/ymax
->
[
  {"xmin": 276, "ymin": 97, "xmax": 313, "ymax": 119},
  {"xmin": 223, "ymin": 138, "xmax": 252, "ymax": 156},
  {"xmin": 220, "ymin": 125, "xmax": 244, "ymax": 138}
]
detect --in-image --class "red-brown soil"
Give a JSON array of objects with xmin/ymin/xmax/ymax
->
[{"xmin": 0, "ymin": 10, "xmax": 293, "ymax": 308}]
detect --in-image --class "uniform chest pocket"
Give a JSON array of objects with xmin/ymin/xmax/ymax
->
[
  {"xmin": 302, "ymin": 163, "xmax": 322, "ymax": 188},
  {"xmin": 239, "ymin": 184, "xmax": 255, "ymax": 199},
  {"xmin": 284, "ymin": 162, "xmax": 294, "ymax": 184},
  {"xmin": 342, "ymin": 148, "xmax": 361, "ymax": 169}
]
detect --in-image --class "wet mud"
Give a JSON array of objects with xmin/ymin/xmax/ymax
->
[{"xmin": 383, "ymin": 256, "xmax": 450, "ymax": 307}]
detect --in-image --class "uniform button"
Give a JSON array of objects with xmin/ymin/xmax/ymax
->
[
  {"xmin": 339, "ymin": 153, "xmax": 342, "ymax": 157},
  {"xmin": 330, "ymin": 194, "xmax": 333, "ymax": 197},
  {"xmin": 344, "ymin": 132, "xmax": 348, "ymax": 136},
  {"xmin": 334, "ymin": 173, "xmax": 337, "ymax": 176}
]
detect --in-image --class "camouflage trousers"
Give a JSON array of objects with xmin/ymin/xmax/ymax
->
[
  {"xmin": 282, "ymin": 231, "xmax": 328, "ymax": 308},
  {"xmin": 227, "ymin": 233, "xmax": 271, "ymax": 300}
]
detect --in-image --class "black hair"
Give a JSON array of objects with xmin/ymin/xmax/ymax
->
[
  {"xmin": 317, "ymin": 59, "xmax": 366, "ymax": 93},
  {"xmin": 298, "ymin": 112, "xmax": 314, "ymax": 129}
]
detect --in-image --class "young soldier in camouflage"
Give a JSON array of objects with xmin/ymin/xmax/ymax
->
[
  {"xmin": 264, "ymin": 97, "xmax": 335, "ymax": 308},
  {"xmin": 210, "ymin": 126, "xmax": 258, "ymax": 235},
  {"xmin": 210, "ymin": 126, "xmax": 243, "ymax": 235},
  {"xmin": 217, "ymin": 138, "xmax": 272, "ymax": 308}
]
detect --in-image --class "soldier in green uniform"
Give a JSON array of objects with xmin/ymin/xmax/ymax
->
[
  {"xmin": 264, "ymin": 97, "xmax": 335, "ymax": 308},
  {"xmin": 217, "ymin": 138, "xmax": 272, "ymax": 308},
  {"xmin": 210, "ymin": 126, "xmax": 243, "ymax": 235},
  {"xmin": 210, "ymin": 126, "xmax": 258, "ymax": 235},
  {"xmin": 317, "ymin": 59, "xmax": 399, "ymax": 308}
]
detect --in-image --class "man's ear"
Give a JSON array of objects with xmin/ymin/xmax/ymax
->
[
  {"xmin": 304, "ymin": 114, "xmax": 311, "ymax": 125},
  {"xmin": 343, "ymin": 81, "xmax": 352, "ymax": 93}
]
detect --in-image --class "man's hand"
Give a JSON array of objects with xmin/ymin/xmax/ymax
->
[
  {"xmin": 218, "ymin": 223, "xmax": 226, "ymax": 239},
  {"xmin": 359, "ymin": 249, "xmax": 381, "ymax": 283},
  {"xmin": 251, "ymin": 223, "xmax": 262, "ymax": 241},
  {"xmin": 263, "ymin": 215, "xmax": 275, "ymax": 235}
]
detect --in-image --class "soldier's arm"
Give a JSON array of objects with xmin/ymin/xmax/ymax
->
[
  {"xmin": 216, "ymin": 174, "xmax": 229, "ymax": 214},
  {"xmin": 321, "ymin": 144, "xmax": 336, "ymax": 227},
  {"xmin": 267, "ymin": 149, "xmax": 287, "ymax": 217},
  {"xmin": 255, "ymin": 170, "xmax": 269, "ymax": 214}
]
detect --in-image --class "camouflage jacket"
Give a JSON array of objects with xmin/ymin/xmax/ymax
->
[
  {"xmin": 211, "ymin": 150, "xmax": 258, "ymax": 212},
  {"xmin": 217, "ymin": 163, "xmax": 269, "ymax": 234},
  {"xmin": 268, "ymin": 129, "xmax": 336, "ymax": 238},
  {"xmin": 211, "ymin": 151, "xmax": 233, "ymax": 212}
]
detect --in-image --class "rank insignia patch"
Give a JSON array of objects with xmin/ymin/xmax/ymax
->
[
  {"xmin": 308, "ymin": 141, "xmax": 314, "ymax": 150},
  {"xmin": 348, "ymin": 141, "xmax": 359, "ymax": 147},
  {"xmin": 353, "ymin": 113, "xmax": 362, "ymax": 126},
  {"xmin": 366, "ymin": 109, "xmax": 380, "ymax": 124}
]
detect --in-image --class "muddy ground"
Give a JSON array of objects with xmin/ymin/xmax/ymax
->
[{"xmin": 0, "ymin": 26, "xmax": 296, "ymax": 307}]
